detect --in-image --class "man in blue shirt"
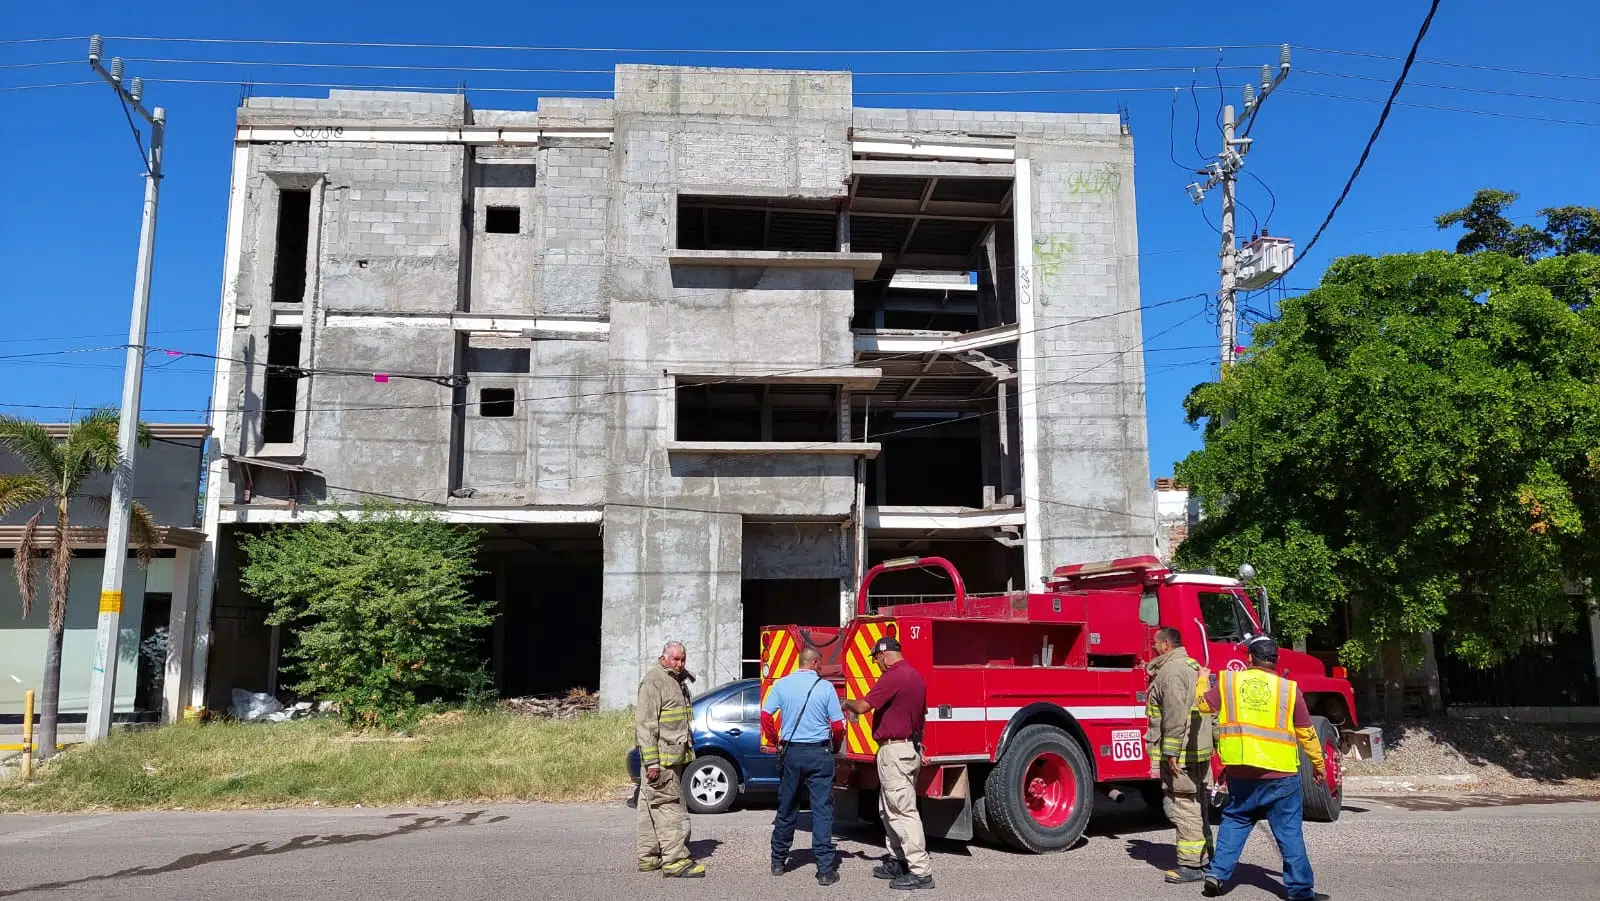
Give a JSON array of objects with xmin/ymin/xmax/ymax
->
[{"xmin": 761, "ymin": 645, "xmax": 845, "ymax": 885}]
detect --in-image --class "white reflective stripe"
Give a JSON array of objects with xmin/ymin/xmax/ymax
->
[{"xmin": 925, "ymin": 704, "xmax": 1147, "ymax": 722}]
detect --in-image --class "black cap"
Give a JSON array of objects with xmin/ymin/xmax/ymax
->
[
  {"xmin": 871, "ymin": 636, "xmax": 901, "ymax": 655},
  {"xmin": 1246, "ymin": 635, "xmax": 1279, "ymax": 663}
]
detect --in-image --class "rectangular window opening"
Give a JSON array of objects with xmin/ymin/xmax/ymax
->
[
  {"xmin": 271, "ymin": 188, "xmax": 312, "ymax": 305},
  {"xmin": 480, "ymin": 387, "xmax": 516, "ymax": 417},
  {"xmin": 261, "ymin": 327, "xmax": 303, "ymax": 445},
  {"xmin": 676, "ymin": 196, "xmax": 838, "ymax": 253},
  {"xmin": 485, "ymin": 206, "xmax": 521, "ymax": 234},
  {"xmin": 675, "ymin": 382, "xmax": 840, "ymax": 442}
]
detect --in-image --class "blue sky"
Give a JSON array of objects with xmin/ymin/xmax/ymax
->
[{"xmin": 3, "ymin": 0, "xmax": 1597, "ymax": 481}]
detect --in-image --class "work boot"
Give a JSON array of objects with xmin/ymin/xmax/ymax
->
[
  {"xmin": 889, "ymin": 873, "xmax": 934, "ymax": 891},
  {"xmin": 1286, "ymin": 895, "xmax": 1330, "ymax": 901},
  {"xmin": 637, "ymin": 857, "xmax": 663, "ymax": 872},
  {"xmin": 771, "ymin": 860, "xmax": 786, "ymax": 877},
  {"xmin": 1165, "ymin": 865, "xmax": 1205, "ymax": 884},
  {"xmin": 662, "ymin": 858, "xmax": 706, "ymax": 878},
  {"xmin": 873, "ymin": 858, "xmax": 908, "ymax": 880},
  {"xmin": 817, "ymin": 871, "xmax": 839, "ymax": 886},
  {"xmin": 1202, "ymin": 875, "xmax": 1227, "ymax": 897}
]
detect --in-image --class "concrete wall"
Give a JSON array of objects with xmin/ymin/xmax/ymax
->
[{"xmin": 596, "ymin": 67, "xmax": 861, "ymax": 704}]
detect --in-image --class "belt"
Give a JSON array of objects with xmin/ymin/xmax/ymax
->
[
  {"xmin": 878, "ymin": 738, "xmax": 915, "ymax": 745},
  {"xmin": 782, "ymin": 740, "xmax": 830, "ymax": 748}
]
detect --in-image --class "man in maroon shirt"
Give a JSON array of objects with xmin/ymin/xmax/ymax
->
[{"xmin": 843, "ymin": 636, "xmax": 933, "ymax": 891}]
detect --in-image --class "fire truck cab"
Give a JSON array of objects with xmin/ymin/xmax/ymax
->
[{"xmin": 759, "ymin": 554, "xmax": 1355, "ymax": 854}]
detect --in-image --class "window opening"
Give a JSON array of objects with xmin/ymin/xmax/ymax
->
[
  {"xmin": 480, "ymin": 387, "xmax": 516, "ymax": 417},
  {"xmin": 261, "ymin": 327, "xmax": 303, "ymax": 444},
  {"xmin": 271, "ymin": 188, "xmax": 312, "ymax": 305},
  {"xmin": 485, "ymin": 206, "xmax": 521, "ymax": 234}
]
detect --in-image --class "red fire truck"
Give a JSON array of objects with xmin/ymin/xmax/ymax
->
[{"xmin": 759, "ymin": 554, "xmax": 1355, "ymax": 853}]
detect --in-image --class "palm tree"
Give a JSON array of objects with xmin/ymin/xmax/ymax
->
[{"xmin": 0, "ymin": 410, "xmax": 156, "ymax": 759}]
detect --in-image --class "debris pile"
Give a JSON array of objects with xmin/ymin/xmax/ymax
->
[{"xmin": 499, "ymin": 688, "xmax": 599, "ymax": 719}]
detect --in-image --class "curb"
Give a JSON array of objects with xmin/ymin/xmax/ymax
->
[{"xmin": 1345, "ymin": 774, "xmax": 1480, "ymax": 792}]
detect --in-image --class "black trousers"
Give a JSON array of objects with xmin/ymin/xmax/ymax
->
[{"xmin": 771, "ymin": 744, "xmax": 837, "ymax": 873}]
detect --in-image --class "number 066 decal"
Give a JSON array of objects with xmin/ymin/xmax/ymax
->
[{"xmin": 1111, "ymin": 729, "xmax": 1144, "ymax": 762}]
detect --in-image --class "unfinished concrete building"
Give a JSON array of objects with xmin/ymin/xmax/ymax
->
[{"xmin": 194, "ymin": 65, "xmax": 1156, "ymax": 711}]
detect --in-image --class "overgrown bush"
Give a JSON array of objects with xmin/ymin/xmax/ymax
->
[{"xmin": 240, "ymin": 505, "xmax": 496, "ymax": 727}]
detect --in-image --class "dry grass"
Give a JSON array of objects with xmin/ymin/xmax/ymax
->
[{"xmin": 0, "ymin": 710, "xmax": 635, "ymax": 812}]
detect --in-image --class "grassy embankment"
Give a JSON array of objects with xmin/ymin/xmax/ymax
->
[{"xmin": 0, "ymin": 710, "xmax": 634, "ymax": 812}]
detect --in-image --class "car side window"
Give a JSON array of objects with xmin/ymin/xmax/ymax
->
[
  {"xmin": 709, "ymin": 692, "xmax": 743, "ymax": 724},
  {"xmin": 740, "ymin": 687, "xmax": 760, "ymax": 723}
]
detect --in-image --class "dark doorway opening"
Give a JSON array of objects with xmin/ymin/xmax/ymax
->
[{"xmin": 741, "ymin": 579, "xmax": 839, "ymax": 679}]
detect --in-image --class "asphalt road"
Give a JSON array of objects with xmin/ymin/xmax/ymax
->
[{"xmin": 3, "ymin": 793, "xmax": 1596, "ymax": 900}]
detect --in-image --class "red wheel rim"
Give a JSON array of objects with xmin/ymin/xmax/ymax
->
[
  {"xmin": 1324, "ymin": 739, "xmax": 1343, "ymax": 797},
  {"xmin": 1023, "ymin": 751, "xmax": 1076, "ymax": 828}
]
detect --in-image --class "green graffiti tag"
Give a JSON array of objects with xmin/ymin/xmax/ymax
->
[
  {"xmin": 1033, "ymin": 235, "xmax": 1076, "ymax": 282},
  {"xmin": 1066, "ymin": 164, "xmax": 1123, "ymax": 196}
]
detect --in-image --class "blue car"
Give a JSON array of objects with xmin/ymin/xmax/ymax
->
[{"xmin": 627, "ymin": 678, "xmax": 779, "ymax": 814}]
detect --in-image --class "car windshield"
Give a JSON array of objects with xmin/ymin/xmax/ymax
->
[{"xmin": 1198, "ymin": 590, "xmax": 1256, "ymax": 642}]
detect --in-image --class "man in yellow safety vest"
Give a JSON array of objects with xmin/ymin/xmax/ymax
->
[{"xmin": 1195, "ymin": 636, "xmax": 1328, "ymax": 901}]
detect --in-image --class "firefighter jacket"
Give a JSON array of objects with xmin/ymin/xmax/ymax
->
[
  {"xmin": 1145, "ymin": 647, "xmax": 1213, "ymax": 766},
  {"xmin": 636, "ymin": 662, "xmax": 694, "ymax": 769}
]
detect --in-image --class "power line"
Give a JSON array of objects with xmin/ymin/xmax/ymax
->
[
  {"xmin": 1, "ymin": 293, "xmax": 1210, "ymax": 417},
  {"xmin": 1270, "ymin": 0, "xmax": 1444, "ymax": 288},
  {"xmin": 1300, "ymin": 68, "xmax": 1600, "ymax": 106},
  {"xmin": 1284, "ymin": 88, "xmax": 1600, "ymax": 127},
  {"xmin": 102, "ymin": 36, "xmax": 1282, "ymax": 55},
  {"xmin": 1299, "ymin": 46, "xmax": 1600, "ymax": 82}
]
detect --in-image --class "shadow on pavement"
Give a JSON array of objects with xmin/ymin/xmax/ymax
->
[
  {"xmin": 0, "ymin": 811, "xmax": 507, "ymax": 899},
  {"xmin": 1124, "ymin": 838, "xmax": 1285, "ymax": 895}
]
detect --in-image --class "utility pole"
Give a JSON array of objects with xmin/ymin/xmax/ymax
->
[
  {"xmin": 1188, "ymin": 44, "xmax": 1292, "ymax": 372},
  {"xmin": 85, "ymin": 34, "xmax": 165, "ymax": 744}
]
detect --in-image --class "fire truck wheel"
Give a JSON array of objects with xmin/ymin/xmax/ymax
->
[
  {"xmin": 1299, "ymin": 716, "xmax": 1343, "ymax": 823},
  {"xmin": 983, "ymin": 724, "xmax": 1094, "ymax": 853}
]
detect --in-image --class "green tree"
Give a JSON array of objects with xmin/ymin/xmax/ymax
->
[
  {"xmin": 0, "ymin": 411, "xmax": 156, "ymax": 759},
  {"xmin": 240, "ymin": 506, "xmax": 496, "ymax": 727},
  {"xmin": 1435, "ymin": 189, "xmax": 1600, "ymax": 260},
  {"xmin": 1175, "ymin": 248, "xmax": 1600, "ymax": 722}
]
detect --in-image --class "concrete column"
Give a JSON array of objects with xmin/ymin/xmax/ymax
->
[
  {"xmin": 162, "ymin": 546, "xmax": 201, "ymax": 723},
  {"xmin": 1011, "ymin": 157, "xmax": 1043, "ymax": 588},
  {"xmin": 598, "ymin": 505, "xmax": 742, "ymax": 708}
]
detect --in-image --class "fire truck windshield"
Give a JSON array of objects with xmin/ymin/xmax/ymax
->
[{"xmin": 1198, "ymin": 590, "xmax": 1256, "ymax": 642}]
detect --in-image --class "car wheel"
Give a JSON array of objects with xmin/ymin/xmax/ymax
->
[{"xmin": 682, "ymin": 755, "xmax": 739, "ymax": 815}]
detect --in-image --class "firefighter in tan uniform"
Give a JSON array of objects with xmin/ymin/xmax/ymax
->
[
  {"xmin": 1145, "ymin": 626, "xmax": 1213, "ymax": 884},
  {"xmin": 635, "ymin": 641, "xmax": 705, "ymax": 878}
]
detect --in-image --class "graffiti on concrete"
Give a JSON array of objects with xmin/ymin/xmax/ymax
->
[
  {"xmin": 1033, "ymin": 235, "xmax": 1076, "ymax": 282},
  {"xmin": 1065, "ymin": 164, "xmax": 1123, "ymax": 196}
]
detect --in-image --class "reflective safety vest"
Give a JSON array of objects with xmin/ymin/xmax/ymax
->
[{"xmin": 1216, "ymin": 668, "xmax": 1300, "ymax": 773}]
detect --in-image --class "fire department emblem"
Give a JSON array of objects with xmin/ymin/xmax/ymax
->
[{"xmin": 1237, "ymin": 677, "xmax": 1272, "ymax": 712}]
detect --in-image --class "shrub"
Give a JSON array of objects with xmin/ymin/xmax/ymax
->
[{"xmin": 240, "ymin": 505, "xmax": 495, "ymax": 727}]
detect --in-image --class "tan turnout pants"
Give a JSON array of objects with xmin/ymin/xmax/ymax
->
[
  {"xmin": 1165, "ymin": 761, "xmax": 1213, "ymax": 867},
  {"xmin": 876, "ymin": 740, "xmax": 932, "ymax": 877},
  {"xmin": 636, "ymin": 765, "xmax": 689, "ymax": 864}
]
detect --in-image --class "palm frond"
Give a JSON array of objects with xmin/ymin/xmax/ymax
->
[
  {"xmin": 13, "ymin": 509, "xmax": 43, "ymax": 617},
  {"xmin": 128, "ymin": 500, "xmax": 161, "ymax": 565},
  {"xmin": 64, "ymin": 409, "xmax": 125, "ymax": 483},
  {"xmin": 0, "ymin": 474, "xmax": 50, "ymax": 516},
  {"xmin": 49, "ymin": 518, "xmax": 73, "ymax": 633},
  {"xmin": 0, "ymin": 415, "xmax": 65, "ymax": 487}
]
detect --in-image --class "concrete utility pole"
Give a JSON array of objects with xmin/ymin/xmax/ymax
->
[
  {"xmin": 1187, "ymin": 45, "xmax": 1292, "ymax": 372},
  {"xmin": 85, "ymin": 34, "xmax": 165, "ymax": 744}
]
